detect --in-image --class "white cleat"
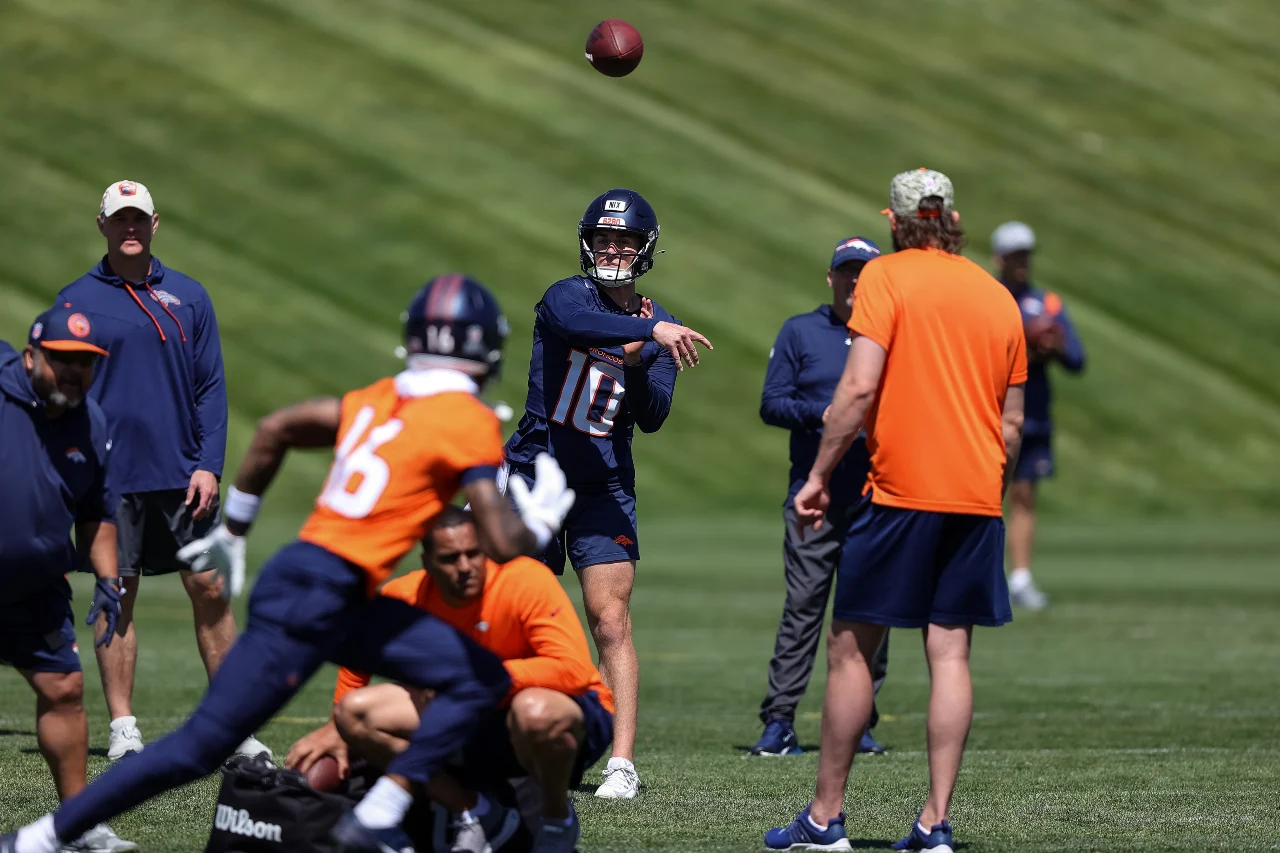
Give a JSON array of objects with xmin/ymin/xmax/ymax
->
[
  {"xmin": 594, "ymin": 760, "xmax": 640, "ymax": 800},
  {"xmin": 1009, "ymin": 577, "xmax": 1049, "ymax": 610},
  {"xmin": 235, "ymin": 735, "xmax": 273, "ymax": 762},
  {"xmin": 106, "ymin": 718, "xmax": 144, "ymax": 761},
  {"xmin": 61, "ymin": 824, "xmax": 138, "ymax": 853}
]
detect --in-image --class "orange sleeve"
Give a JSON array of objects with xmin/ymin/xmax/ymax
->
[
  {"xmin": 501, "ymin": 559, "xmax": 601, "ymax": 699},
  {"xmin": 332, "ymin": 571, "xmax": 429, "ymax": 706},
  {"xmin": 849, "ymin": 260, "xmax": 898, "ymax": 350},
  {"xmin": 439, "ymin": 398, "xmax": 505, "ymax": 479},
  {"xmin": 1008, "ymin": 318, "xmax": 1029, "ymax": 385}
]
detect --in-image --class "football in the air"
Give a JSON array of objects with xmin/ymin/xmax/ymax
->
[
  {"xmin": 304, "ymin": 755, "xmax": 342, "ymax": 793},
  {"xmin": 585, "ymin": 19, "xmax": 644, "ymax": 77}
]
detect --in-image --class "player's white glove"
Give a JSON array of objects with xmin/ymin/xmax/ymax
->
[
  {"xmin": 176, "ymin": 524, "xmax": 247, "ymax": 600},
  {"xmin": 509, "ymin": 452, "xmax": 576, "ymax": 550}
]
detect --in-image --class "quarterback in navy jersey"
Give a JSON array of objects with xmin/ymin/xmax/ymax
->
[{"xmin": 504, "ymin": 189, "xmax": 712, "ymax": 800}]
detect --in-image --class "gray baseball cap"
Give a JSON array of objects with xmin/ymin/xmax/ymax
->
[
  {"xmin": 991, "ymin": 221, "xmax": 1036, "ymax": 256},
  {"xmin": 886, "ymin": 168, "xmax": 954, "ymax": 218}
]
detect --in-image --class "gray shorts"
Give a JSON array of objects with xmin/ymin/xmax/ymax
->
[{"xmin": 113, "ymin": 489, "xmax": 221, "ymax": 577}]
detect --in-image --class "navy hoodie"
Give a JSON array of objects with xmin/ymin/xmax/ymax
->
[
  {"xmin": 57, "ymin": 256, "xmax": 227, "ymax": 494},
  {"xmin": 0, "ymin": 343, "xmax": 115, "ymax": 605}
]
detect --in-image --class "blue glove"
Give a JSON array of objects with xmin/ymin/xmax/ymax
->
[{"xmin": 86, "ymin": 577, "xmax": 123, "ymax": 648}]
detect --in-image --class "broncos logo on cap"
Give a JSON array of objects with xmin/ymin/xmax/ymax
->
[
  {"xmin": 117, "ymin": 182, "xmax": 138, "ymax": 196},
  {"xmin": 67, "ymin": 313, "xmax": 92, "ymax": 338},
  {"xmin": 66, "ymin": 313, "xmax": 91, "ymax": 338},
  {"xmin": 839, "ymin": 238, "xmax": 880, "ymax": 255}
]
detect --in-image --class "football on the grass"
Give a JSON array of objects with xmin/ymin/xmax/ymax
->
[
  {"xmin": 585, "ymin": 19, "xmax": 644, "ymax": 77},
  {"xmin": 305, "ymin": 755, "xmax": 342, "ymax": 793}
]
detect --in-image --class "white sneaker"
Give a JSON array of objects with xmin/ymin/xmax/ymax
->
[
  {"xmin": 1009, "ymin": 576, "xmax": 1049, "ymax": 610},
  {"xmin": 106, "ymin": 717, "xmax": 144, "ymax": 761},
  {"xmin": 235, "ymin": 735, "xmax": 273, "ymax": 762},
  {"xmin": 61, "ymin": 824, "xmax": 138, "ymax": 853},
  {"xmin": 594, "ymin": 758, "xmax": 640, "ymax": 800}
]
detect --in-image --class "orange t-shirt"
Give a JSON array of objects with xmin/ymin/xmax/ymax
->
[
  {"xmin": 298, "ymin": 372, "xmax": 504, "ymax": 590},
  {"xmin": 333, "ymin": 561, "xmax": 614, "ymax": 713},
  {"xmin": 849, "ymin": 248, "xmax": 1027, "ymax": 516}
]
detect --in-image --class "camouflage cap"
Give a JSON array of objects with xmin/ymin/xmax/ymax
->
[{"xmin": 886, "ymin": 168, "xmax": 954, "ymax": 218}]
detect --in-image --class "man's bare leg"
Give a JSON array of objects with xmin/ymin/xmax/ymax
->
[
  {"xmin": 94, "ymin": 575, "xmax": 139, "ymax": 721},
  {"xmin": 23, "ymin": 670, "xmax": 88, "ymax": 802},
  {"xmin": 919, "ymin": 623, "xmax": 973, "ymax": 828}
]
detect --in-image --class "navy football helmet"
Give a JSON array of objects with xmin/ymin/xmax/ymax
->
[
  {"xmin": 578, "ymin": 189, "xmax": 660, "ymax": 286},
  {"xmin": 402, "ymin": 274, "xmax": 508, "ymax": 386}
]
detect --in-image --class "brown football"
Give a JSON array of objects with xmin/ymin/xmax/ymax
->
[
  {"xmin": 585, "ymin": 19, "xmax": 644, "ymax": 77},
  {"xmin": 305, "ymin": 755, "xmax": 342, "ymax": 793}
]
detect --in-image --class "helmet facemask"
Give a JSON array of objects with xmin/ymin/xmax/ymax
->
[{"xmin": 579, "ymin": 223, "xmax": 659, "ymax": 287}]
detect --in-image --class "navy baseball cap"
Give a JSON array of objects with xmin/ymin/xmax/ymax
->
[
  {"xmin": 29, "ymin": 305, "xmax": 110, "ymax": 357},
  {"xmin": 830, "ymin": 236, "xmax": 881, "ymax": 269}
]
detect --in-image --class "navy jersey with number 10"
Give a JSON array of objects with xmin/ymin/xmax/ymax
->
[{"xmin": 504, "ymin": 276, "xmax": 680, "ymax": 488}]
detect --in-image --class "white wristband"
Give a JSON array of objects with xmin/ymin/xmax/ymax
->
[
  {"xmin": 224, "ymin": 486, "xmax": 261, "ymax": 526},
  {"xmin": 523, "ymin": 517, "xmax": 553, "ymax": 552}
]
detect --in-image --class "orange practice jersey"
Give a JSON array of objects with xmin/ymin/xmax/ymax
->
[
  {"xmin": 334, "ymin": 560, "xmax": 614, "ymax": 714},
  {"xmin": 298, "ymin": 372, "xmax": 504, "ymax": 589},
  {"xmin": 849, "ymin": 248, "xmax": 1028, "ymax": 516}
]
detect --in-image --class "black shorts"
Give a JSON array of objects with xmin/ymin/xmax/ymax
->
[{"xmin": 112, "ymin": 488, "xmax": 221, "ymax": 577}]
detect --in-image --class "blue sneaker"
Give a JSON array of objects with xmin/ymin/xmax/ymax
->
[
  {"xmin": 531, "ymin": 802, "xmax": 580, "ymax": 853},
  {"xmin": 750, "ymin": 720, "xmax": 803, "ymax": 756},
  {"xmin": 763, "ymin": 804, "xmax": 852, "ymax": 851},
  {"xmin": 892, "ymin": 818, "xmax": 954, "ymax": 853},
  {"xmin": 858, "ymin": 730, "xmax": 887, "ymax": 755},
  {"xmin": 0, "ymin": 832, "xmax": 17, "ymax": 853},
  {"xmin": 331, "ymin": 811, "xmax": 416, "ymax": 853}
]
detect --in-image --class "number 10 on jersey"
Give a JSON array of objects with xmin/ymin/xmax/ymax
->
[{"xmin": 552, "ymin": 350, "xmax": 626, "ymax": 437}]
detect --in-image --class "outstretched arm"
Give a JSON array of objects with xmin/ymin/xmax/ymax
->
[
  {"xmin": 540, "ymin": 285, "xmax": 658, "ymax": 347},
  {"xmin": 464, "ymin": 478, "xmax": 539, "ymax": 564},
  {"xmin": 224, "ymin": 397, "xmax": 342, "ymax": 534}
]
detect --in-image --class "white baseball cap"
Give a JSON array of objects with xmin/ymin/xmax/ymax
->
[
  {"xmin": 99, "ymin": 180, "xmax": 156, "ymax": 218},
  {"xmin": 991, "ymin": 221, "xmax": 1036, "ymax": 256}
]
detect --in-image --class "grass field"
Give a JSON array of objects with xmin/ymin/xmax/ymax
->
[
  {"xmin": 2, "ymin": 0, "xmax": 1279, "ymax": 850},
  {"xmin": 2, "ymin": 518, "xmax": 1278, "ymax": 851}
]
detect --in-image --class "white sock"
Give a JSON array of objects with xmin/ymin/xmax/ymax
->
[
  {"xmin": 15, "ymin": 815, "xmax": 58, "ymax": 853},
  {"xmin": 1009, "ymin": 567, "xmax": 1032, "ymax": 589},
  {"xmin": 606, "ymin": 756, "xmax": 634, "ymax": 773},
  {"xmin": 110, "ymin": 716, "xmax": 138, "ymax": 733},
  {"xmin": 918, "ymin": 821, "xmax": 932, "ymax": 834},
  {"xmin": 353, "ymin": 777, "xmax": 413, "ymax": 830},
  {"xmin": 806, "ymin": 815, "xmax": 828, "ymax": 832}
]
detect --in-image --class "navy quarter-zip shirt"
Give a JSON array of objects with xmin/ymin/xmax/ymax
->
[
  {"xmin": 56, "ymin": 256, "xmax": 227, "ymax": 494},
  {"xmin": 0, "ymin": 343, "xmax": 115, "ymax": 604},
  {"xmin": 761, "ymin": 304, "xmax": 870, "ymax": 510}
]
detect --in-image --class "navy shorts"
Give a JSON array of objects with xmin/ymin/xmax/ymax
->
[
  {"xmin": 503, "ymin": 465, "xmax": 639, "ymax": 575},
  {"xmin": 1014, "ymin": 434, "xmax": 1055, "ymax": 482},
  {"xmin": 0, "ymin": 580, "xmax": 82, "ymax": 674},
  {"xmin": 833, "ymin": 495, "xmax": 1012, "ymax": 628},
  {"xmin": 458, "ymin": 689, "xmax": 614, "ymax": 789}
]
